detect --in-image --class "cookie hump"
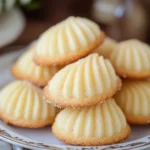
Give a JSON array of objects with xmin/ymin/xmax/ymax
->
[
  {"xmin": 0, "ymin": 81, "xmax": 60, "ymax": 128},
  {"xmin": 44, "ymin": 54, "xmax": 121, "ymax": 108},
  {"xmin": 12, "ymin": 49, "xmax": 61, "ymax": 87},
  {"xmin": 34, "ymin": 16, "xmax": 105, "ymax": 66},
  {"xmin": 94, "ymin": 37, "xmax": 117, "ymax": 58},
  {"xmin": 52, "ymin": 99, "xmax": 130, "ymax": 145},
  {"xmin": 110, "ymin": 39, "xmax": 150, "ymax": 79},
  {"xmin": 115, "ymin": 80, "xmax": 150, "ymax": 124}
]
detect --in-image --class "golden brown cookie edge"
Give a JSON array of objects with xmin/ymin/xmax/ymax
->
[
  {"xmin": 52, "ymin": 124, "xmax": 130, "ymax": 146},
  {"xmin": 33, "ymin": 32, "xmax": 105, "ymax": 66}
]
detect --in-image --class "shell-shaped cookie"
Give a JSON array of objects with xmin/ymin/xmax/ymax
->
[
  {"xmin": 44, "ymin": 53, "xmax": 121, "ymax": 108},
  {"xmin": 93, "ymin": 37, "xmax": 117, "ymax": 58},
  {"xmin": 52, "ymin": 99, "xmax": 130, "ymax": 145},
  {"xmin": 115, "ymin": 80, "xmax": 150, "ymax": 125},
  {"xmin": 0, "ymin": 80, "xmax": 60, "ymax": 128},
  {"xmin": 34, "ymin": 16, "xmax": 105, "ymax": 66},
  {"xmin": 110, "ymin": 39, "xmax": 150, "ymax": 79},
  {"xmin": 12, "ymin": 47, "xmax": 61, "ymax": 87}
]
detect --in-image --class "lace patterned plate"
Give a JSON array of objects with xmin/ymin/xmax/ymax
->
[{"xmin": 0, "ymin": 49, "xmax": 150, "ymax": 150}]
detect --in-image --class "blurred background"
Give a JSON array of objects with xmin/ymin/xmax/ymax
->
[{"xmin": 0, "ymin": 0, "xmax": 150, "ymax": 54}]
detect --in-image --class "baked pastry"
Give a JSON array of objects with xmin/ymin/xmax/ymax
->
[
  {"xmin": 110, "ymin": 39, "xmax": 150, "ymax": 79},
  {"xmin": 0, "ymin": 80, "xmax": 60, "ymax": 128},
  {"xmin": 44, "ymin": 54, "xmax": 121, "ymax": 108},
  {"xmin": 52, "ymin": 98, "xmax": 130, "ymax": 146},
  {"xmin": 12, "ymin": 47, "xmax": 61, "ymax": 87},
  {"xmin": 93, "ymin": 37, "xmax": 117, "ymax": 58},
  {"xmin": 115, "ymin": 80, "xmax": 150, "ymax": 125},
  {"xmin": 33, "ymin": 16, "xmax": 105, "ymax": 66}
]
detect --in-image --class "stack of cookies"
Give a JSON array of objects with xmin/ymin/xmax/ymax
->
[
  {"xmin": 36, "ymin": 17, "xmax": 130, "ymax": 145},
  {"xmin": 109, "ymin": 39, "xmax": 150, "ymax": 125},
  {"xmin": 3, "ymin": 16, "xmax": 150, "ymax": 146}
]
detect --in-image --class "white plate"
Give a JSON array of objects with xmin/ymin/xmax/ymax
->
[
  {"xmin": 0, "ymin": 50, "xmax": 150, "ymax": 150},
  {"xmin": 0, "ymin": 8, "xmax": 25, "ymax": 48}
]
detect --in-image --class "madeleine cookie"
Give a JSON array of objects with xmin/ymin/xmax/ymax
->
[
  {"xmin": 12, "ymin": 47, "xmax": 61, "ymax": 87},
  {"xmin": 110, "ymin": 39, "xmax": 150, "ymax": 79},
  {"xmin": 93, "ymin": 37, "xmax": 117, "ymax": 58},
  {"xmin": 33, "ymin": 16, "xmax": 105, "ymax": 66},
  {"xmin": 115, "ymin": 80, "xmax": 150, "ymax": 125},
  {"xmin": 0, "ymin": 80, "xmax": 60, "ymax": 128},
  {"xmin": 44, "ymin": 54, "xmax": 121, "ymax": 108},
  {"xmin": 52, "ymin": 99, "xmax": 130, "ymax": 146}
]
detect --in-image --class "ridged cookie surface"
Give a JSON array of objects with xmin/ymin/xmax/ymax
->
[
  {"xmin": 110, "ymin": 39, "xmax": 150, "ymax": 79},
  {"xmin": 0, "ymin": 80, "xmax": 60, "ymax": 128},
  {"xmin": 12, "ymin": 48, "xmax": 61, "ymax": 87},
  {"xmin": 94, "ymin": 37, "xmax": 117, "ymax": 58},
  {"xmin": 115, "ymin": 80, "xmax": 150, "ymax": 124},
  {"xmin": 52, "ymin": 99, "xmax": 130, "ymax": 145},
  {"xmin": 34, "ymin": 16, "xmax": 105, "ymax": 66},
  {"xmin": 44, "ymin": 54, "xmax": 121, "ymax": 108}
]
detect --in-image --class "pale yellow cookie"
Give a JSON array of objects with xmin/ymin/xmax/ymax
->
[
  {"xmin": 93, "ymin": 37, "xmax": 117, "ymax": 58},
  {"xmin": 0, "ymin": 80, "xmax": 60, "ymax": 128},
  {"xmin": 12, "ymin": 46, "xmax": 61, "ymax": 87},
  {"xmin": 115, "ymin": 80, "xmax": 150, "ymax": 125},
  {"xmin": 44, "ymin": 54, "xmax": 121, "ymax": 108},
  {"xmin": 52, "ymin": 99, "xmax": 130, "ymax": 146},
  {"xmin": 110, "ymin": 39, "xmax": 150, "ymax": 79},
  {"xmin": 33, "ymin": 16, "xmax": 105, "ymax": 66}
]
